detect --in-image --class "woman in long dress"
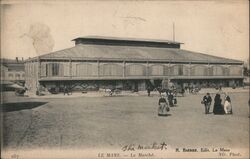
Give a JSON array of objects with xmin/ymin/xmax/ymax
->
[
  {"xmin": 167, "ymin": 91, "xmax": 174, "ymax": 107},
  {"xmin": 213, "ymin": 94, "xmax": 225, "ymax": 115},
  {"xmin": 158, "ymin": 95, "xmax": 170, "ymax": 116},
  {"xmin": 224, "ymin": 95, "xmax": 232, "ymax": 114}
]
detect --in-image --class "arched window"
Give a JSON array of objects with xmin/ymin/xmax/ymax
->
[
  {"xmin": 229, "ymin": 66, "xmax": 242, "ymax": 76},
  {"xmin": 76, "ymin": 63, "xmax": 98, "ymax": 77},
  {"xmin": 190, "ymin": 65, "xmax": 208, "ymax": 76},
  {"xmin": 126, "ymin": 64, "xmax": 146, "ymax": 76},
  {"xmin": 15, "ymin": 73, "xmax": 20, "ymax": 80},
  {"xmin": 100, "ymin": 63, "xmax": 123, "ymax": 76},
  {"xmin": 8, "ymin": 73, "xmax": 13, "ymax": 79},
  {"xmin": 170, "ymin": 65, "xmax": 183, "ymax": 76},
  {"xmin": 212, "ymin": 66, "xmax": 224, "ymax": 76},
  {"xmin": 149, "ymin": 65, "xmax": 164, "ymax": 76}
]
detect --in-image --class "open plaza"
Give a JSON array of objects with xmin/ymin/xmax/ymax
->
[{"xmin": 2, "ymin": 88, "xmax": 249, "ymax": 153}]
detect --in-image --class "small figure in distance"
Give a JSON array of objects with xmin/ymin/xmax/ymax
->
[
  {"xmin": 147, "ymin": 86, "xmax": 151, "ymax": 97},
  {"xmin": 64, "ymin": 85, "xmax": 69, "ymax": 96}
]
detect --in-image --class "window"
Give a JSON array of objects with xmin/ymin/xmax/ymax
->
[
  {"xmin": 191, "ymin": 65, "xmax": 208, "ymax": 76},
  {"xmin": 15, "ymin": 74, "xmax": 20, "ymax": 79},
  {"xmin": 170, "ymin": 65, "xmax": 183, "ymax": 76},
  {"xmin": 52, "ymin": 63, "xmax": 59, "ymax": 76},
  {"xmin": 126, "ymin": 64, "xmax": 145, "ymax": 76},
  {"xmin": 229, "ymin": 66, "xmax": 242, "ymax": 76},
  {"xmin": 100, "ymin": 64, "xmax": 123, "ymax": 76},
  {"xmin": 178, "ymin": 65, "xmax": 183, "ymax": 75},
  {"xmin": 76, "ymin": 63, "xmax": 98, "ymax": 77},
  {"xmin": 149, "ymin": 65, "xmax": 164, "ymax": 76},
  {"xmin": 46, "ymin": 63, "xmax": 60, "ymax": 76},
  {"xmin": 8, "ymin": 73, "xmax": 13, "ymax": 79},
  {"xmin": 213, "ymin": 66, "xmax": 224, "ymax": 76}
]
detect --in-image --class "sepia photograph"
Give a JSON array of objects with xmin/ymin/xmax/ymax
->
[{"xmin": 1, "ymin": 0, "xmax": 249, "ymax": 158}]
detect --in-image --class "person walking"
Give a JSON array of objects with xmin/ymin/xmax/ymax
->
[
  {"xmin": 147, "ymin": 86, "xmax": 151, "ymax": 97},
  {"xmin": 168, "ymin": 91, "xmax": 174, "ymax": 107},
  {"xmin": 158, "ymin": 95, "xmax": 169, "ymax": 116},
  {"xmin": 64, "ymin": 85, "xmax": 69, "ymax": 95},
  {"xmin": 202, "ymin": 93, "xmax": 212, "ymax": 114}
]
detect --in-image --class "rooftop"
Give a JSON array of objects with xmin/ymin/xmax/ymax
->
[
  {"xmin": 1, "ymin": 58, "xmax": 25, "ymax": 71},
  {"xmin": 72, "ymin": 36, "xmax": 182, "ymax": 48},
  {"xmin": 72, "ymin": 36, "xmax": 183, "ymax": 44},
  {"xmin": 35, "ymin": 43, "xmax": 242, "ymax": 64}
]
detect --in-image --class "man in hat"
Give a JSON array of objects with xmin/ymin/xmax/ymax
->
[{"xmin": 202, "ymin": 93, "xmax": 212, "ymax": 114}]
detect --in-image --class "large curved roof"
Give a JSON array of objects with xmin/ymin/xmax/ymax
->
[{"xmin": 37, "ymin": 44, "xmax": 242, "ymax": 64}]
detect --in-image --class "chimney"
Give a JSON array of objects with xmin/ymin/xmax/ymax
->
[
  {"xmin": 16, "ymin": 57, "xmax": 19, "ymax": 62},
  {"xmin": 22, "ymin": 57, "xmax": 24, "ymax": 61}
]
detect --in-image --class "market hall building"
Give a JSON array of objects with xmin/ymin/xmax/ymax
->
[{"xmin": 25, "ymin": 36, "xmax": 244, "ymax": 94}]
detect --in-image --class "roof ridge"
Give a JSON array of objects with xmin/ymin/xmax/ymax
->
[
  {"xmin": 39, "ymin": 45, "xmax": 78, "ymax": 58},
  {"xmin": 72, "ymin": 36, "xmax": 183, "ymax": 44}
]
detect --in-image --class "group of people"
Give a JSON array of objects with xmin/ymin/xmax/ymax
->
[
  {"xmin": 156, "ymin": 90, "xmax": 233, "ymax": 117},
  {"xmin": 202, "ymin": 93, "xmax": 233, "ymax": 115}
]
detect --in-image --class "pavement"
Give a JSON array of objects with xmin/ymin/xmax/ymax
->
[{"xmin": 2, "ymin": 90, "xmax": 249, "ymax": 152}]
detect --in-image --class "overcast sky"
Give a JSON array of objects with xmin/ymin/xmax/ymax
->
[{"xmin": 1, "ymin": 0, "xmax": 249, "ymax": 61}]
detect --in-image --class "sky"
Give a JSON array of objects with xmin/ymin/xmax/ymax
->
[{"xmin": 1, "ymin": 0, "xmax": 249, "ymax": 61}]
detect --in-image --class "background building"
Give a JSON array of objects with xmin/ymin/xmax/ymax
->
[
  {"xmin": 25, "ymin": 36, "xmax": 244, "ymax": 94},
  {"xmin": 1, "ymin": 58, "xmax": 25, "ymax": 82},
  {"xmin": 1, "ymin": 58, "xmax": 25, "ymax": 91}
]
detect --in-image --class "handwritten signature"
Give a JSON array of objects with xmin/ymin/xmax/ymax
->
[{"xmin": 122, "ymin": 142, "xmax": 167, "ymax": 151}]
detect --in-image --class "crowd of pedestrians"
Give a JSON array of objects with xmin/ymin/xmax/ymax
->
[{"xmin": 152, "ymin": 85, "xmax": 236, "ymax": 117}]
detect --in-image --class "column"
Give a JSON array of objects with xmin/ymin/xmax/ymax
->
[
  {"xmin": 69, "ymin": 58, "xmax": 72, "ymax": 78},
  {"xmin": 97, "ymin": 60, "xmax": 100, "ymax": 77},
  {"xmin": 168, "ymin": 62, "xmax": 171, "ymax": 77},
  {"xmin": 146, "ymin": 61, "xmax": 149, "ymax": 77},
  {"xmin": 123, "ymin": 61, "xmax": 126, "ymax": 78},
  {"xmin": 38, "ymin": 58, "xmax": 41, "ymax": 79},
  {"xmin": 188, "ymin": 62, "xmax": 191, "ymax": 76}
]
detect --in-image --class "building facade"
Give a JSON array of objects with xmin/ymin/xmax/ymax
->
[
  {"xmin": 1, "ymin": 58, "xmax": 25, "ymax": 82},
  {"xmin": 25, "ymin": 36, "xmax": 244, "ymax": 94}
]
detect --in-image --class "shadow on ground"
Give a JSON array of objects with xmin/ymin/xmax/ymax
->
[
  {"xmin": 1, "ymin": 102, "xmax": 47, "ymax": 112},
  {"xmin": 158, "ymin": 114, "xmax": 172, "ymax": 117}
]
